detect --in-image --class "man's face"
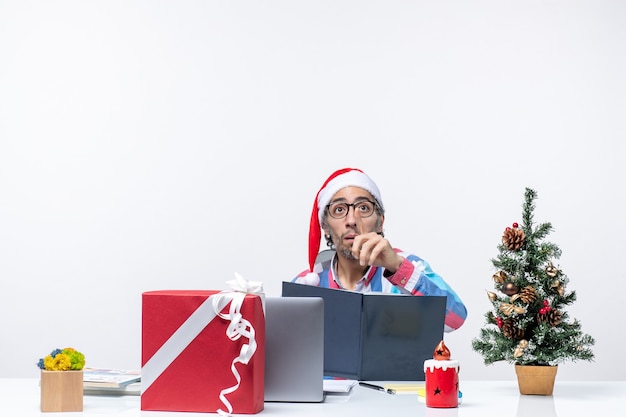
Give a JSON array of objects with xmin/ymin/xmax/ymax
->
[{"xmin": 322, "ymin": 186, "xmax": 383, "ymax": 260}]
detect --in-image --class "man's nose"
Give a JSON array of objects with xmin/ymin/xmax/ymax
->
[{"xmin": 345, "ymin": 206, "xmax": 360, "ymax": 223}]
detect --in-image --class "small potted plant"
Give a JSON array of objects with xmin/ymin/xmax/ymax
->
[
  {"xmin": 37, "ymin": 347, "xmax": 86, "ymax": 412},
  {"xmin": 471, "ymin": 188, "xmax": 594, "ymax": 395}
]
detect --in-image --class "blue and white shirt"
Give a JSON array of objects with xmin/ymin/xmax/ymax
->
[{"xmin": 293, "ymin": 249, "xmax": 467, "ymax": 332}]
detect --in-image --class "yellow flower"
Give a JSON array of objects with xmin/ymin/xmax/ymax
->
[{"xmin": 43, "ymin": 353, "xmax": 72, "ymax": 371}]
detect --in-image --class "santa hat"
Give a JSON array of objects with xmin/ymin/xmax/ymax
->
[{"xmin": 308, "ymin": 168, "xmax": 384, "ymax": 272}]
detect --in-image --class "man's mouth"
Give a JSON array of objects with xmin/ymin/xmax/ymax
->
[{"xmin": 342, "ymin": 233, "xmax": 358, "ymax": 243}]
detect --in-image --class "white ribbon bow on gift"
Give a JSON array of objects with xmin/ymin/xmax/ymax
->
[
  {"xmin": 141, "ymin": 273, "xmax": 264, "ymax": 417},
  {"xmin": 212, "ymin": 273, "xmax": 264, "ymax": 416}
]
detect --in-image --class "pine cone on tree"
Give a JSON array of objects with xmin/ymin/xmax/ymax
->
[
  {"xmin": 501, "ymin": 318, "xmax": 525, "ymax": 339},
  {"xmin": 502, "ymin": 224, "xmax": 525, "ymax": 251},
  {"xmin": 537, "ymin": 309, "xmax": 563, "ymax": 326},
  {"xmin": 518, "ymin": 286, "xmax": 537, "ymax": 304}
]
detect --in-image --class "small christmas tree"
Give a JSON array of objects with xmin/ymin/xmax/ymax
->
[{"xmin": 472, "ymin": 188, "xmax": 595, "ymax": 366}]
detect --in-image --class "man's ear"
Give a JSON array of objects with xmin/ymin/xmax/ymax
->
[{"xmin": 377, "ymin": 214, "xmax": 385, "ymax": 234}]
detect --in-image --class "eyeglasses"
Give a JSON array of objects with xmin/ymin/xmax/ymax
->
[{"xmin": 326, "ymin": 200, "xmax": 378, "ymax": 219}]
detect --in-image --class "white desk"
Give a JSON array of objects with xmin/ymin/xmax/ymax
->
[{"xmin": 1, "ymin": 379, "xmax": 623, "ymax": 416}]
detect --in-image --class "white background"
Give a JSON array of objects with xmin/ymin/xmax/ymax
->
[{"xmin": 1, "ymin": 1, "xmax": 624, "ymax": 381}]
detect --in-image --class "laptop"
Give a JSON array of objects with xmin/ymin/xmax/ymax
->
[
  {"xmin": 282, "ymin": 281, "xmax": 446, "ymax": 381},
  {"xmin": 264, "ymin": 296, "xmax": 325, "ymax": 402}
]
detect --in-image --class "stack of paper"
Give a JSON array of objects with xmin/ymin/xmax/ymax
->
[
  {"xmin": 83, "ymin": 368, "xmax": 141, "ymax": 395},
  {"xmin": 323, "ymin": 379, "xmax": 358, "ymax": 393}
]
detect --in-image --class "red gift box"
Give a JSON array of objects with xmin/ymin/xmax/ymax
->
[{"xmin": 141, "ymin": 290, "xmax": 265, "ymax": 414}]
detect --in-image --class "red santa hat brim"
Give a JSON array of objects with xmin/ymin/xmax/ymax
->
[{"xmin": 308, "ymin": 168, "xmax": 383, "ymax": 272}]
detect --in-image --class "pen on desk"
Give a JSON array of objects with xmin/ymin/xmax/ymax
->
[{"xmin": 358, "ymin": 382, "xmax": 396, "ymax": 395}]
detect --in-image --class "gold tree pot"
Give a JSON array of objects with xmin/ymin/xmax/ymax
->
[{"xmin": 514, "ymin": 364, "xmax": 558, "ymax": 396}]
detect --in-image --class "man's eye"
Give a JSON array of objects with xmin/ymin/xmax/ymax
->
[{"xmin": 357, "ymin": 203, "xmax": 372, "ymax": 213}]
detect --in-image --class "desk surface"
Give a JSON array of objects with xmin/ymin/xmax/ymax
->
[{"xmin": 1, "ymin": 379, "xmax": 623, "ymax": 416}]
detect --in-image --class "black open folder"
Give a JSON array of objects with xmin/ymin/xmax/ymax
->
[{"xmin": 282, "ymin": 281, "xmax": 446, "ymax": 381}]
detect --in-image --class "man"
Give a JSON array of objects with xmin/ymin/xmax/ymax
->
[{"xmin": 293, "ymin": 167, "xmax": 467, "ymax": 332}]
